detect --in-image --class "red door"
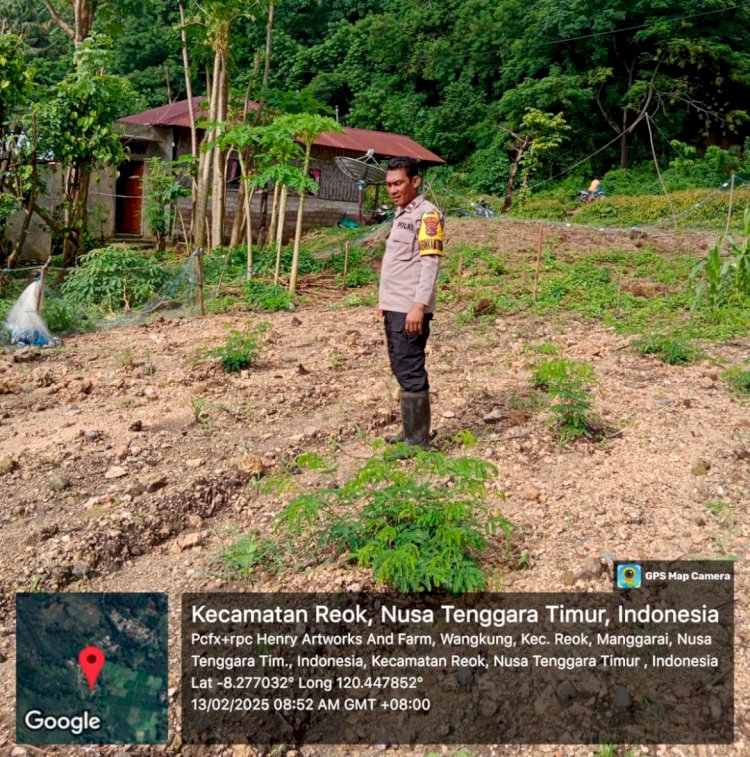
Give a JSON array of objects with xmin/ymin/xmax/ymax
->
[{"xmin": 115, "ymin": 161, "xmax": 144, "ymax": 234}]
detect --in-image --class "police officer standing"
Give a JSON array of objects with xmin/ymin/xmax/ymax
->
[{"xmin": 378, "ymin": 156, "xmax": 444, "ymax": 449}]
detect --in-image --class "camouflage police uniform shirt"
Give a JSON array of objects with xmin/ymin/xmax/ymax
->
[{"xmin": 378, "ymin": 194, "xmax": 444, "ymax": 314}]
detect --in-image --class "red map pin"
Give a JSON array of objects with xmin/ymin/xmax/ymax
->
[{"xmin": 78, "ymin": 646, "xmax": 106, "ymax": 691}]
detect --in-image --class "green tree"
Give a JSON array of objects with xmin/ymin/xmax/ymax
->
[
  {"xmin": 38, "ymin": 35, "xmax": 137, "ymax": 265},
  {"xmin": 143, "ymin": 155, "xmax": 193, "ymax": 250},
  {"xmin": 498, "ymin": 0, "xmax": 750, "ymax": 168},
  {"xmin": 275, "ymin": 112, "xmax": 341, "ymax": 294},
  {"xmin": 502, "ymin": 110, "xmax": 569, "ymax": 212},
  {"xmin": 0, "ymin": 31, "xmax": 35, "ymax": 267},
  {"xmin": 190, "ymin": 0, "xmax": 267, "ymax": 250}
]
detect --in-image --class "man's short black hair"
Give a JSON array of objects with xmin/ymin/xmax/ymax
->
[{"xmin": 386, "ymin": 156, "xmax": 419, "ymax": 178}]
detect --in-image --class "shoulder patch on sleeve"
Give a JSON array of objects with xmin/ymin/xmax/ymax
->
[{"xmin": 418, "ymin": 210, "xmax": 444, "ymax": 256}]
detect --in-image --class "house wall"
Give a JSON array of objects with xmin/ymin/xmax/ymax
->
[
  {"xmin": 175, "ymin": 190, "xmax": 360, "ymax": 245},
  {"xmin": 4, "ymin": 125, "xmax": 373, "ymax": 261},
  {"xmin": 4, "ymin": 125, "xmax": 171, "ymax": 263},
  {"xmin": 173, "ymin": 126, "xmax": 367, "ymax": 203},
  {"xmin": 4, "ymin": 164, "xmax": 117, "ymax": 263}
]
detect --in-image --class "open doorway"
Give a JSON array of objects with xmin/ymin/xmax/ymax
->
[{"xmin": 115, "ymin": 160, "xmax": 144, "ymax": 235}]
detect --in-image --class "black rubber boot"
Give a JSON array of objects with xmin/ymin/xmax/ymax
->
[
  {"xmin": 402, "ymin": 390, "xmax": 431, "ymax": 450},
  {"xmin": 384, "ymin": 390, "xmax": 407, "ymax": 444},
  {"xmin": 384, "ymin": 428, "xmax": 404, "ymax": 444}
]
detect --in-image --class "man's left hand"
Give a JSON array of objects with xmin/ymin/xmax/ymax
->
[{"xmin": 405, "ymin": 303, "xmax": 425, "ymax": 334}]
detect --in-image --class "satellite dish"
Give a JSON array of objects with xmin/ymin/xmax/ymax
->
[{"xmin": 335, "ymin": 150, "xmax": 386, "ymax": 185}]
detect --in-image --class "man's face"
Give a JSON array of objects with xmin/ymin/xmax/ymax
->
[{"xmin": 385, "ymin": 168, "xmax": 421, "ymax": 208}]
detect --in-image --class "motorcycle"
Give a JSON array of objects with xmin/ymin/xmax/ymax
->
[
  {"xmin": 474, "ymin": 198, "xmax": 494, "ymax": 217},
  {"xmin": 577, "ymin": 188, "xmax": 605, "ymax": 203},
  {"xmin": 367, "ymin": 204, "xmax": 393, "ymax": 225},
  {"xmin": 451, "ymin": 198, "xmax": 495, "ymax": 218}
]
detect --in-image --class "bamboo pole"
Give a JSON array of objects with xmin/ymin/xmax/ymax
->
[
  {"xmin": 274, "ymin": 184, "xmax": 288, "ymax": 285},
  {"xmin": 532, "ymin": 225, "xmax": 544, "ymax": 303},
  {"xmin": 724, "ymin": 173, "xmax": 736, "ymax": 239},
  {"xmin": 455, "ymin": 247, "xmax": 464, "ymax": 302},
  {"xmin": 342, "ymin": 241, "xmax": 349, "ymax": 290},
  {"xmin": 196, "ymin": 247, "xmax": 205, "ymax": 316}
]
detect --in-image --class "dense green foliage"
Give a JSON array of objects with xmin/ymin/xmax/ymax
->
[
  {"xmin": 244, "ymin": 280, "xmax": 294, "ymax": 311},
  {"xmin": 630, "ymin": 334, "xmax": 701, "ymax": 365},
  {"xmin": 5, "ymin": 0, "xmax": 750, "ymax": 195},
  {"xmin": 277, "ymin": 448, "xmax": 512, "ymax": 593},
  {"xmin": 60, "ymin": 244, "xmax": 169, "ymax": 310}
]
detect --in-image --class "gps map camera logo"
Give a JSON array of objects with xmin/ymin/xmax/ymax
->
[{"xmin": 616, "ymin": 563, "xmax": 642, "ymax": 589}]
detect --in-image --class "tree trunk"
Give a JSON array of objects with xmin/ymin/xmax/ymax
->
[
  {"xmin": 210, "ymin": 53, "xmax": 228, "ymax": 249},
  {"xmin": 255, "ymin": 187, "xmax": 268, "ymax": 246},
  {"xmin": 263, "ymin": 4, "xmax": 274, "ymax": 88},
  {"xmin": 194, "ymin": 57, "xmax": 221, "ymax": 249},
  {"xmin": 502, "ymin": 135, "xmax": 529, "ymax": 214},
  {"xmin": 230, "ymin": 178, "xmax": 246, "ymax": 247},
  {"xmin": 73, "ymin": 0, "xmax": 92, "ymax": 43},
  {"xmin": 619, "ymin": 112, "xmax": 630, "ymax": 169},
  {"xmin": 7, "ymin": 189, "xmax": 37, "ymax": 269},
  {"xmin": 267, "ymin": 182, "xmax": 280, "ymax": 248},
  {"xmin": 237, "ymin": 153, "xmax": 254, "ymax": 279},
  {"xmin": 274, "ymin": 184, "xmax": 287, "ymax": 284},
  {"xmin": 179, "ymin": 0, "xmax": 198, "ymax": 234},
  {"xmin": 289, "ymin": 144, "xmax": 312, "ymax": 294},
  {"xmin": 62, "ymin": 164, "xmax": 90, "ymax": 267},
  {"xmin": 5, "ymin": 134, "xmax": 40, "ymax": 269}
]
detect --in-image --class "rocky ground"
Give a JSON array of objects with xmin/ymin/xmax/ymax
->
[{"xmin": 0, "ymin": 219, "xmax": 748, "ymax": 757}]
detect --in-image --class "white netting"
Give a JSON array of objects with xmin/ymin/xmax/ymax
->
[{"xmin": 4, "ymin": 280, "xmax": 60, "ymax": 347}]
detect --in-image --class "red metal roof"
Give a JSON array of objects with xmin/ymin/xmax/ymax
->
[
  {"xmin": 313, "ymin": 126, "xmax": 443, "ymax": 164},
  {"xmin": 121, "ymin": 98, "xmax": 444, "ymax": 164}
]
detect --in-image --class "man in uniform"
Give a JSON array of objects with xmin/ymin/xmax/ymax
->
[{"xmin": 378, "ymin": 156, "xmax": 444, "ymax": 449}]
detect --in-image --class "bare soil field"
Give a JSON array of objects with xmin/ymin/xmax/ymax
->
[{"xmin": 0, "ymin": 219, "xmax": 748, "ymax": 756}]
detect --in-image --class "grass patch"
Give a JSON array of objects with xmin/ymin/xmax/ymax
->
[
  {"xmin": 216, "ymin": 530, "xmax": 281, "ymax": 578},
  {"xmin": 245, "ymin": 280, "xmax": 295, "ymax": 311},
  {"xmin": 723, "ymin": 366, "xmax": 750, "ymax": 394},
  {"xmin": 631, "ymin": 334, "xmax": 702, "ymax": 365}
]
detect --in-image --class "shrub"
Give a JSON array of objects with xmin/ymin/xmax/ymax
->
[
  {"xmin": 245, "ymin": 280, "xmax": 294, "ymax": 311},
  {"xmin": 277, "ymin": 449, "xmax": 512, "ymax": 593},
  {"xmin": 41, "ymin": 297, "xmax": 88, "ymax": 333},
  {"xmin": 216, "ymin": 531, "xmax": 273, "ymax": 578},
  {"xmin": 210, "ymin": 322, "xmax": 268, "ymax": 372},
  {"xmin": 531, "ymin": 359, "xmax": 601, "ymax": 443},
  {"xmin": 61, "ymin": 244, "xmax": 169, "ymax": 311},
  {"xmin": 531, "ymin": 359, "xmax": 594, "ymax": 391},
  {"xmin": 339, "ymin": 267, "xmax": 376, "ymax": 288}
]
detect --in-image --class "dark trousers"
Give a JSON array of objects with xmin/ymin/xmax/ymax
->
[{"xmin": 383, "ymin": 311, "xmax": 433, "ymax": 393}]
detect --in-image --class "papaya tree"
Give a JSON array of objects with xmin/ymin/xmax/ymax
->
[{"xmin": 276, "ymin": 113, "xmax": 342, "ymax": 294}]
